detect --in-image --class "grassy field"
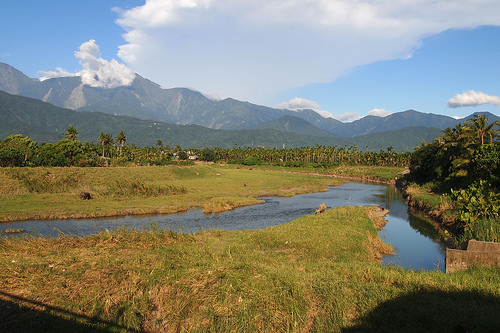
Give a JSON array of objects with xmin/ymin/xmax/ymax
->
[
  {"xmin": 1, "ymin": 164, "xmax": 498, "ymax": 332},
  {"xmin": 0, "ymin": 164, "xmax": 348, "ymax": 222},
  {"xmin": 1, "ymin": 206, "xmax": 498, "ymax": 332}
]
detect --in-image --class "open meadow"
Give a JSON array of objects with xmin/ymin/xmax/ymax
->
[
  {"xmin": 0, "ymin": 165, "xmax": 499, "ymax": 332},
  {"xmin": 0, "ymin": 164, "xmax": 346, "ymax": 222}
]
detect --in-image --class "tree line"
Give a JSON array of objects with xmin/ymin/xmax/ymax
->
[
  {"xmin": 408, "ymin": 114, "xmax": 500, "ymax": 241},
  {"xmin": 0, "ymin": 125, "xmax": 412, "ymax": 168}
]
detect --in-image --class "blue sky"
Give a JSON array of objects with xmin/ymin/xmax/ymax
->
[{"xmin": 1, "ymin": 0, "xmax": 499, "ymax": 121}]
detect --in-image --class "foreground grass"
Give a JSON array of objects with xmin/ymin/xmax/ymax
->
[
  {"xmin": 1, "ymin": 206, "xmax": 499, "ymax": 332},
  {"xmin": 0, "ymin": 164, "xmax": 344, "ymax": 222}
]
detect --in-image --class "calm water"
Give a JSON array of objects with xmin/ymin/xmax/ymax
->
[{"xmin": 0, "ymin": 182, "xmax": 447, "ymax": 271}]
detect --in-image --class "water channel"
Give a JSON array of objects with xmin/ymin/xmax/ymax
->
[{"xmin": 0, "ymin": 182, "xmax": 447, "ymax": 271}]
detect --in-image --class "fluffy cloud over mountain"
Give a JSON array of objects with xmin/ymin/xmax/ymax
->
[
  {"xmin": 448, "ymin": 90, "xmax": 500, "ymax": 108},
  {"xmin": 275, "ymin": 97, "xmax": 335, "ymax": 118},
  {"xmin": 40, "ymin": 40, "xmax": 135, "ymax": 89},
  {"xmin": 275, "ymin": 97, "xmax": 320, "ymax": 111},
  {"xmin": 368, "ymin": 108, "xmax": 393, "ymax": 117}
]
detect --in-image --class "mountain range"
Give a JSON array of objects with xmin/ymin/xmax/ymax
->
[{"xmin": 0, "ymin": 62, "xmax": 498, "ymax": 151}]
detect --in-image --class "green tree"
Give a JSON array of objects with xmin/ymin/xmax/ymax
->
[
  {"xmin": 115, "ymin": 130, "xmax": 127, "ymax": 156},
  {"xmin": 464, "ymin": 114, "xmax": 500, "ymax": 145},
  {"xmin": 201, "ymin": 147, "xmax": 217, "ymax": 162},
  {"xmin": 0, "ymin": 134, "xmax": 37, "ymax": 166},
  {"xmin": 63, "ymin": 124, "xmax": 79, "ymax": 141},
  {"xmin": 178, "ymin": 150, "xmax": 188, "ymax": 160},
  {"xmin": 98, "ymin": 132, "xmax": 113, "ymax": 157}
]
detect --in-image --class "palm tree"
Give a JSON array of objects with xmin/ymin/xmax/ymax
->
[
  {"xmin": 465, "ymin": 114, "xmax": 500, "ymax": 145},
  {"xmin": 98, "ymin": 132, "xmax": 113, "ymax": 157},
  {"xmin": 63, "ymin": 124, "xmax": 79, "ymax": 141},
  {"xmin": 115, "ymin": 131, "xmax": 127, "ymax": 156}
]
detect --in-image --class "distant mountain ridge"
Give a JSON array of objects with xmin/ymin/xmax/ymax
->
[
  {"xmin": 0, "ymin": 90, "xmax": 443, "ymax": 151},
  {"xmin": 0, "ymin": 62, "xmax": 293, "ymax": 130},
  {"xmin": 0, "ymin": 62, "xmax": 498, "ymax": 139}
]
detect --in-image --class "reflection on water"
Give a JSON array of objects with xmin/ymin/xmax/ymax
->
[
  {"xmin": 1, "ymin": 182, "xmax": 446, "ymax": 271},
  {"xmin": 373, "ymin": 186, "xmax": 447, "ymax": 271}
]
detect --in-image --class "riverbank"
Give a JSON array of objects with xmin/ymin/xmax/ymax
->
[
  {"xmin": 396, "ymin": 180, "xmax": 462, "ymax": 240},
  {"xmin": 259, "ymin": 164, "xmax": 406, "ymax": 185},
  {"xmin": 1, "ymin": 205, "xmax": 498, "ymax": 332}
]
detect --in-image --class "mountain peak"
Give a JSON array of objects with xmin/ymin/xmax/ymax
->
[{"xmin": 1, "ymin": 62, "xmax": 498, "ymax": 140}]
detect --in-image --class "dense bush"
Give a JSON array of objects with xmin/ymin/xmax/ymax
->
[
  {"xmin": 408, "ymin": 115, "xmax": 500, "ymax": 241},
  {"xmin": 200, "ymin": 147, "xmax": 218, "ymax": 162},
  {"xmin": 450, "ymin": 180, "xmax": 500, "ymax": 228},
  {"xmin": 0, "ymin": 147, "xmax": 26, "ymax": 167},
  {"xmin": 0, "ymin": 134, "xmax": 36, "ymax": 166}
]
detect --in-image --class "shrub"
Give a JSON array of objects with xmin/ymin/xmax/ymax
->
[
  {"xmin": 459, "ymin": 216, "xmax": 500, "ymax": 243},
  {"xmin": 241, "ymin": 157, "xmax": 262, "ymax": 166},
  {"xmin": 0, "ymin": 147, "xmax": 25, "ymax": 166},
  {"xmin": 450, "ymin": 180, "xmax": 500, "ymax": 237}
]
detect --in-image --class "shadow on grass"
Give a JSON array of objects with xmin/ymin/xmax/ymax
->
[
  {"xmin": 343, "ymin": 289, "xmax": 500, "ymax": 332},
  {"xmin": 0, "ymin": 291, "xmax": 138, "ymax": 332}
]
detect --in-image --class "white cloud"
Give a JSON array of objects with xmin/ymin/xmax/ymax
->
[
  {"xmin": 40, "ymin": 40, "xmax": 135, "ymax": 89},
  {"xmin": 76, "ymin": 40, "xmax": 135, "ymax": 88},
  {"xmin": 114, "ymin": 0, "xmax": 500, "ymax": 103},
  {"xmin": 368, "ymin": 108, "xmax": 393, "ymax": 117},
  {"xmin": 448, "ymin": 90, "xmax": 500, "ymax": 108},
  {"xmin": 337, "ymin": 112, "xmax": 361, "ymax": 122},
  {"xmin": 275, "ymin": 97, "xmax": 320, "ymax": 110},
  {"xmin": 275, "ymin": 97, "xmax": 335, "ymax": 118},
  {"xmin": 39, "ymin": 68, "xmax": 78, "ymax": 81}
]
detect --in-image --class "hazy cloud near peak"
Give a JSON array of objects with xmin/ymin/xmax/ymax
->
[
  {"xmin": 114, "ymin": 0, "xmax": 500, "ymax": 103},
  {"xmin": 275, "ymin": 97, "xmax": 335, "ymax": 119},
  {"xmin": 337, "ymin": 112, "xmax": 362, "ymax": 122},
  {"xmin": 368, "ymin": 108, "xmax": 393, "ymax": 117},
  {"xmin": 39, "ymin": 68, "xmax": 78, "ymax": 80},
  {"xmin": 40, "ymin": 40, "xmax": 135, "ymax": 89},
  {"xmin": 448, "ymin": 90, "xmax": 500, "ymax": 108},
  {"xmin": 275, "ymin": 97, "xmax": 320, "ymax": 110}
]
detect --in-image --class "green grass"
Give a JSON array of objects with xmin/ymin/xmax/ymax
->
[
  {"xmin": 402, "ymin": 182, "xmax": 458, "ymax": 223},
  {"xmin": 0, "ymin": 165, "xmax": 498, "ymax": 331},
  {"xmin": 0, "ymin": 164, "xmax": 344, "ymax": 221},
  {"xmin": 326, "ymin": 165, "xmax": 406, "ymax": 181},
  {"xmin": 1, "ymin": 206, "xmax": 498, "ymax": 332}
]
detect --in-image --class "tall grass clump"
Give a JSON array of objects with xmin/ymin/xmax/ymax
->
[
  {"xmin": 101, "ymin": 180, "xmax": 187, "ymax": 197},
  {"xmin": 459, "ymin": 216, "xmax": 500, "ymax": 243},
  {"xmin": 6, "ymin": 168, "xmax": 81, "ymax": 193}
]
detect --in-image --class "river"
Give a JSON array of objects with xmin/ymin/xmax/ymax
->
[{"xmin": 0, "ymin": 182, "xmax": 447, "ymax": 271}]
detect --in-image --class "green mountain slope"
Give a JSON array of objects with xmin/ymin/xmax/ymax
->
[
  {"xmin": 3, "ymin": 62, "xmax": 491, "ymax": 138},
  {"xmin": 0, "ymin": 90, "xmax": 442, "ymax": 151},
  {"xmin": 256, "ymin": 115, "xmax": 338, "ymax": 137}
]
